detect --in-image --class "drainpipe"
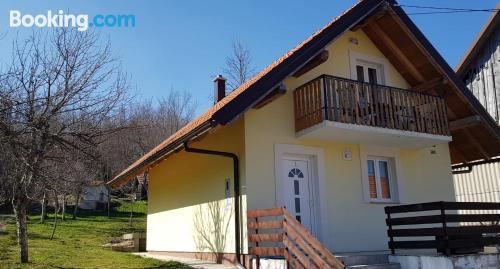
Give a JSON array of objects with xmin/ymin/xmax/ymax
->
[{"xmin": 183, "ymin": 142, "xmax": 241, "ymax": 265}]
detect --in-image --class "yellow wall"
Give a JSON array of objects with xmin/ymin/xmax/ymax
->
[
  {"xmin": 145, "ymin": 29, "xmax": 454, "ymax": 254},
  {"xmin": 244, "ymin": 30, "xmax": 454, "ymax": 252},
  {"xmin": 147, "ymin": 118, "xmax": 246, "ymax": 253}
]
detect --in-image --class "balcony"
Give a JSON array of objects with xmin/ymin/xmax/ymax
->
[{"xmin": 293, "ymin": 75, "xmax": 451, "ymax": 148}]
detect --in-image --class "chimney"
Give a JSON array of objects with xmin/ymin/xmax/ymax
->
[{"xmin": 213, "ymin": 75, "xmax": 226, "ymax": 103}]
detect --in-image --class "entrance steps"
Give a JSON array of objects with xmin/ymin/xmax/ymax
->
[{"xmin": 336, "ymin": 254, "xmax": 400, "ymax": 269}]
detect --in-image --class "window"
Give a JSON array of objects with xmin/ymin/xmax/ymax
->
[
  {"xmin": 349, "ymin": 51, "xmax": 387, "ymax": 85},
  {"xmin": 366, "ymin": 156, "xmax": 395, "ymax": 202},
  {"xmin": 355, "ymin": 61, "xmax": 383, "ymax": 84}
]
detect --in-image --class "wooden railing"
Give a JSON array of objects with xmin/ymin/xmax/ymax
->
[
  {"xmin": 385, "ymin": 201, "xmax": 500, "ymax": 255},
  {"xmin": 293, "ymin": 75, "xmax": 450, "ymax": 136},
  {"xmin": 247, "ymin": 207, "xmax": 344, "ymax": 269}
]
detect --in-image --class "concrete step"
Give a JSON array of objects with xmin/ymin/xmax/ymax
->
[
  {"xmin": 336, "ymin": 254, "xmax": 389, "ymax": 266},
  {"xmin": 346, "ymin": 263, "xmax": 401, "ymax": 269}
]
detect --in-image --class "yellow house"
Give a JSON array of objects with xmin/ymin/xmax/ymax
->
[{"xmin": 109, "ymin": 0, "xmax": 500, "ymax": 268}]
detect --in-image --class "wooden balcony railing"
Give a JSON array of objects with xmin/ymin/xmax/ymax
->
[
  {"xmin": 247, "ymin": 207, "xmax": 344, "ymax": 269},
  {"xmin": 385, "ymin": 202, "xmax": 500, "ymax": 255},
  {"xmin": 293, "ymin": 75, "xmax": 450, "ymax": 136}
]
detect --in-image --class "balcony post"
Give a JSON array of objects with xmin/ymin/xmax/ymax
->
[{"xmin": 322, "ymin": 75, "xmax": 329, "ymax": 121}]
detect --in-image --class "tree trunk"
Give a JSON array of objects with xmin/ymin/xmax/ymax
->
[
  {"xmin": 12, "ymin": 201, "xmax": 28, "ymax": 263},
  {"xmin": 40, "ymin": 192, "xmax": 47, "ymax": 224},
  {"xmin": 61, "ymin": 195, "xmax": 66, "ymax": 221},
  {"xmin": 129, "ymin": 198, "xmax": 134, "ymax": 225},
  {"xmin": 73, "ymin": 191, "xmax": 80, "ymax": 220},
  {"xmin": 50, "ymin": 195, "xmax": 60, "ymax": 240},
  {"xmin": 106, "ymin": 186, "xmax": 111, "ymax": 218}
]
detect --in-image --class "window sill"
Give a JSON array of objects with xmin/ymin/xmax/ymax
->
[{"xmin": 367, "ymin": 199, "xmax": 400, "ymax": 205}]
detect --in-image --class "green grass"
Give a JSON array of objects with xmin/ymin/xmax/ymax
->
[{"xmin": 0, "ymin": 200, "xmax": 193, "ymax": 269}]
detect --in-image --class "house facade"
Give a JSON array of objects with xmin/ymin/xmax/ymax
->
[
  {"xmin": 109, "ymin": 0, "xmax": 500, "ymax": 267},
  {"xmin": 453, "ymin": 6, "xmax": 500, "ymax": 205},
  {"xmin": 80, "ymin": 181, "xmax": 108, "ymax": 210}
]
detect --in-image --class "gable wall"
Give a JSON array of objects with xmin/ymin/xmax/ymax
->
[
  {"xmin": 461, "ymin": 26, "xmax": 500, "ymax": 124},
  {"xmin": 244, "ymin": 29, "xmax": 454, "ymax": 253},
  {"xmin": 146, "ymin": 118, "xmax": 246, "ymax": 253}
]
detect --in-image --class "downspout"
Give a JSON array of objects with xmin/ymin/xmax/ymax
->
[{"xmin": 183, "ymin": 142, "xmax": 241, "ymax": 265}]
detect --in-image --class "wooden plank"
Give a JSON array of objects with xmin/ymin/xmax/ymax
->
[
  {"xmin": 354, "ymin": 83, "xmax": 361, "ymax": 124},
  {"xmin": 373, "ymin": 85, "xmax": 381, "ymax": 127},
  {"xmin": 247, "ymin": 220, "xmax": 283, "ymax": 229},
  {"xmin": 411, "ymin": 77, "xmax": 447, "ymax": 92},
  {"xmin": 284, "ymin": 249, "xmax": 305, "ymax": 269},
  {"xmin": 442, "ymin": 201, "xmax": 500, "ymax": 210},
  {"xmin": 293, "ymin": 90, "xmax": 300, "ymax": 132},
  {"xmin": 324, "ymin": 77, "xmax": 332, "ymax": 120},
  {"xmin": 283, "ymin": 236, "xmax": 313, "ymax": 268},
  {"xmin": 254, "ymin": 85, "xmax": 287, "ymax": 109},
  {"xmin": 338, "ymin": 81, "xmax": 345, "ymax": 123},
  {"xmin": 440, "ymin": 99, "xmax": 450, "ymax": 135},
  {"xmin": 292, "ymin": 50, "xmax": 329, "ymax": 78},
  {"xmin": 248, "ymin": 233, "xmax": 283, "ymax": 243},
  {"xmin": 249, "ymin": 247, "xmax": 284, "ymax": 256},
  {"xmin": 386, "ymin": 215, "xmax": 443, "ymax": 226},
  {"xmin": 389, "ymin": 240, "xmax": 440, "ymax": 249},
  {"xmin": 285, "ymin": 222, "xmax": 331, "ymax": 269},
  {"xmin": 449, "ymin": 115, "xmax": 482, "ymax": 131},
  {"xmin": 247, "ymin": 207, "xmax": 283, "ymax": 218},
  {"xmin": 384, "ymin": 202, "xmax": 500, "ymax": 214},
  {"xmin": 388, "ymin": 90, "xmax": 395, "ymax": 129},
  {"xmin": 387, "ymin": 214, "xmax": 500, "ymax": 226},
  {"xmin": 283, "ymin": 211, "xmax": 344, "ymax": 269},
  {"xmin": 433, "ymin": 97, "xmax": 443, "ymax": 135},
  {"xmin": 448, "ymin": 236, "xmax": 500, "ymax": 249},
  {"xmin": 385, "ymin": 202, "xmax": 443, "ymax": 213},
  {"xmin": 364, "ymin": 22, "xmax": 426, "ymax": 83},
  {"xmin": 389, "ymin": 227, "xmax": 445, "ymax": 237},
  {"xmin": 390, "ymin": 226, "xmax": 500, "ymax": 237},
  {"xmin": 425, "ymin": 95, "xmax": 435, "ymax": 134}
]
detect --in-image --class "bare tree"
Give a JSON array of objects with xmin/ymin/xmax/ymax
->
[
  {"xmin": 0, "ymin": 29, "xmax": 128, "ymax": 263},
  {"xmin": 97, "ymin": 90, "xmax": 195, "ymax": 184},
  {"xmin": 222, "ymin": 40, "xmax": 255, "ymax": 91}
]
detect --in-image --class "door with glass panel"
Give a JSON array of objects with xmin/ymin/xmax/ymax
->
[{"xmin": 282, "ymin": 158, "xmax": 314, "ymax": 233}]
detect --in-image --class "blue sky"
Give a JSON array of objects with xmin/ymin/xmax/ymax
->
[{"xmin": 0, "ymin": 0, "xmax": 497, "ymax": 115}]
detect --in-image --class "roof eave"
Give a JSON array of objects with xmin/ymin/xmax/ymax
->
[
  {"xmin": 107, "ymin": 119, "xmax": 216, "ymax": 187},
  {"xmin": 212, "ymin": 0, "xmax": 387, "ymax": 125},
  {"xmin": 389, "ymin": 2, "xmax": 500, "ymax": 140}
]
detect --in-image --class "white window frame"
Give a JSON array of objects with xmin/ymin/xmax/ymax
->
[
  {"xmin": 349, "ymin": 50, "xmax": 389, "ymax": 85},
  {"xmin": 366, "ymin": 156, "xmax": 395, "ymax": 202},
  {"xmin": 360, "ymin": 145, "xmax": 401, "ymax": 203}
]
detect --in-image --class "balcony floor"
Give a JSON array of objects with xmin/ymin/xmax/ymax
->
[{"xmin": 296, "ymin": 120, "xmax": 452, "ymax": 149}]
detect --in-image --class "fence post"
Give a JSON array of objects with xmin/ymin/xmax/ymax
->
[
  {"xmin": 255, "ymin": 216, "xmax": 260, "ymax": 269},
  {"xmin": 440, "ymin": 201, "xmax": 451, "ymax": 255},
  {"xmin": 386, "ymin": 209, "xmax": 395, "ymax": 254}
]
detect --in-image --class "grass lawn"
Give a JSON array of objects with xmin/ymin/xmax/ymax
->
[{"xmin": 0, "ymin": 200, "xmax": 193, "ymax": 269}]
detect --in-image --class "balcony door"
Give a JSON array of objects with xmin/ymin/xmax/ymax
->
[{"xmin": 355, "ymin": 61, "xmax": 383, "ymax": 85}]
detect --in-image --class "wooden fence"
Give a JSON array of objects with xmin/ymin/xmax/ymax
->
[
  {"xmin": 385, "ymin": 201, "xmax": 500, "ymax": 255},
  {"xmin": 247, "ymin": 207, "xmax": 344, "ymax": 269},
  {"xmin": 294, "ymin": 75, "xmax": 449, "ymax": 136}
]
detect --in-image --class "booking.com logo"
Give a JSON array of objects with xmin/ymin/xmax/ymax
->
[{"xmin": 9, "ymin": 10, "xmax": 136, "ymax": 31}]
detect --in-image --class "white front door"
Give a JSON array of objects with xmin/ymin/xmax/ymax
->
[{"xmin": 282, "ymin": 158, "xmax": 314, "ymax": 233}]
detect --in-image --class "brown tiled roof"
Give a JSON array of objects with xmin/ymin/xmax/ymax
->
[{"xmin": 109, "ymin": 1, "xmax": 365, "ymax": 186}]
